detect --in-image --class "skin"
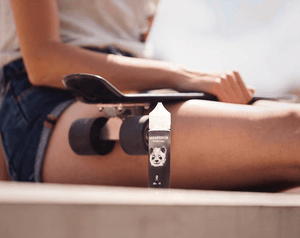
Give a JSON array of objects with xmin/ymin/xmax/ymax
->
[
  {"xmin": 0, "ymin": 142, "xmax": 10, "ymax": 181},
  {"xmin": 42, "ymin": 100, "xmax": 300, "ymax": 191},
  {"xmin": 3, "ymin": 0, "xmax": 300, "ymax": 191}
]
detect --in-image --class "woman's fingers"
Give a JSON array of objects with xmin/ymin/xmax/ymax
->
[
  {"xmin": 214, "ymin": 78, "xmax": 230, "ymax": 103},
  {"xmin": 221, "ymin": 74, "xmax": 238, "ymax": 103},
  {"xmin": 233, "ymin": 71, "xmax": 253, "ymax": 104},
  {"xmin": 247, "ymin": 85, "xmax": 256, "ymax": 97},
  {"xmin": 212, "ymin": 72, "xmax": 254, "ymax": 104},
  {"xmin": 180, "ymin": 68, "xmax": 254, "ymax": 104},
  {"xmin": 226, "ymin": 73, "xmax": 244, "ymax": 102}
]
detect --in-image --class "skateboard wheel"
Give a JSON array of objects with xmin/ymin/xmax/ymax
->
[
  {"xmin": 69, "ymin": 117, "xmax": 115, "ymax": 155},
  {"xmin": 120, "ymin": 115, "xmax": 149, "ymax": 155}
]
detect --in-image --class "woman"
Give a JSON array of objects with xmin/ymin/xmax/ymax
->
[{"xmin": 0, "ymin": 0, "xmax": 299, "ymax": 191}]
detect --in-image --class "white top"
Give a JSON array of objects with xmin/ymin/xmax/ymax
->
[{"xmin": 0, "ymin": 0, "xmax": 160, "ymax": 68}]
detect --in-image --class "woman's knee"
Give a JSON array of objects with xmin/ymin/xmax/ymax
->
[{"xmin": 268, "ymin": 106, "xmax": 300, "ymax": 134}]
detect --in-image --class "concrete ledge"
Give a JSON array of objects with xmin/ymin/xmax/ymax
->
[{"xmin": 1, "ymin": 181, "xmax": 300, "ymax": 238}]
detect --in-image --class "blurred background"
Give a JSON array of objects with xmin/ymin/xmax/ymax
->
[{"xmin": 148, "ymin": 0, "xmax": 300, "ymax": 97}]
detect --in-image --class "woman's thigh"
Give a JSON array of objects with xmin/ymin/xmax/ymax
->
[
  {"xmin": 42, "ymin": 100, "xmax": 300, "ymax": 190},
  {"xmin": 0, "ymin": 140, "xmax": 10, "ymax": 181}
]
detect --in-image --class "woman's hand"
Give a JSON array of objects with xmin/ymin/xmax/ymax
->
[{"xmin": 174, "ymin": 66, "xmax": 255, "ymax": 104}]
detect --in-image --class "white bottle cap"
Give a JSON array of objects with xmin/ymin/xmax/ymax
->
[{"xmin": 149, "ymin": 102, "xmax": 171, "ymax": 130}]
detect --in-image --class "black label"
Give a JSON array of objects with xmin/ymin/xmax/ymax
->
[{"xmin": 148, "ymin": 130, "xmax": 170, "ymax": 188}]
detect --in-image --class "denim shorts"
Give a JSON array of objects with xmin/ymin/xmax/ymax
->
[
  {"xmin": 0, "ymin": 46, "xmax": 132, "ymax": 182},
  {"xmin": 0, "ymin": 59, "xmax": 75, "ymax": 181}
]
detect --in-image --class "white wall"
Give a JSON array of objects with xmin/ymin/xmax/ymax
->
[{"xmin": 149, "ymin": 0, "xmax": 300, "ymax": 96}]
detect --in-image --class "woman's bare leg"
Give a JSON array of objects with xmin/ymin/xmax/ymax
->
[
  {"xmin": 42, "ymin": 100, "xmax": 300, "ymax": 190},
  {"xmin": 253, "ymin": 99, "xmax": 300, "ymax": 109},
  {"xmin": 0, "ymin": 141, "xmax": 10, "ymax": 181}
]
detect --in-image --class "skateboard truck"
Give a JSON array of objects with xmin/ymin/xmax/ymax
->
[
  {"xmin": 68, "ymin": 101, "xmax": 151, "ymax": 156},
  {"xmin": 98, "ymin": 102, "xmax": 149, "ymax": 118}
]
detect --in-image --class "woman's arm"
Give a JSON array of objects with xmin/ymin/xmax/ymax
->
[
  {"xmin": 10, "ymin": 0, "xmax": 177, "ymax": 91},
  {"xmin": 10, "ymin": 0, "xmax": 253, "ymax": 103}
]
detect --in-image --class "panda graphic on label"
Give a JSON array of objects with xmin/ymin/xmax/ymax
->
[{"xmin": 149, "ymin": 146, "xmax": 167, "ymax": 167}]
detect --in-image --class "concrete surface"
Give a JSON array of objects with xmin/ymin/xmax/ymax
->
[{"xmin": 1, "ymin": 181, "xmax": 300, "ymax": 238}]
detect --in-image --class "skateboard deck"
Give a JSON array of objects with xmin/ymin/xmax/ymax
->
[
  {"xmin": 63, "ymin": 73, "xmax": 298, "ymax": 157},
  {"xmin": 63, "ymin": 73, "xmax": 298, "ymax": 105},
  {"xmin": 63, "ymin": 73, "xmax": 218, "ymax": 104}
]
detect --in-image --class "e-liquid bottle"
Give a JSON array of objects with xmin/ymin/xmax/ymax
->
[{"xmin": 148, "ymin": 102, "xmax": 171, "ymax": 188}]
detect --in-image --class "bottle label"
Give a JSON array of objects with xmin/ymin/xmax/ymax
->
[{"xmin": 148, "ymin": 130, "xmax": 170, "ymax": 188}]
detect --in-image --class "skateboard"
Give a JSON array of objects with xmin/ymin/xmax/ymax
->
[
  {"xmin": 63, "ymin": 73, "xmax": 298, "ymax": 188},
  {"xmin": 63, "ymin": 73, "xmax": 297, "ymax": 156},
  {"xmin": 62, "ymin": 73, "xmax": 219, "ymax": 156}
]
